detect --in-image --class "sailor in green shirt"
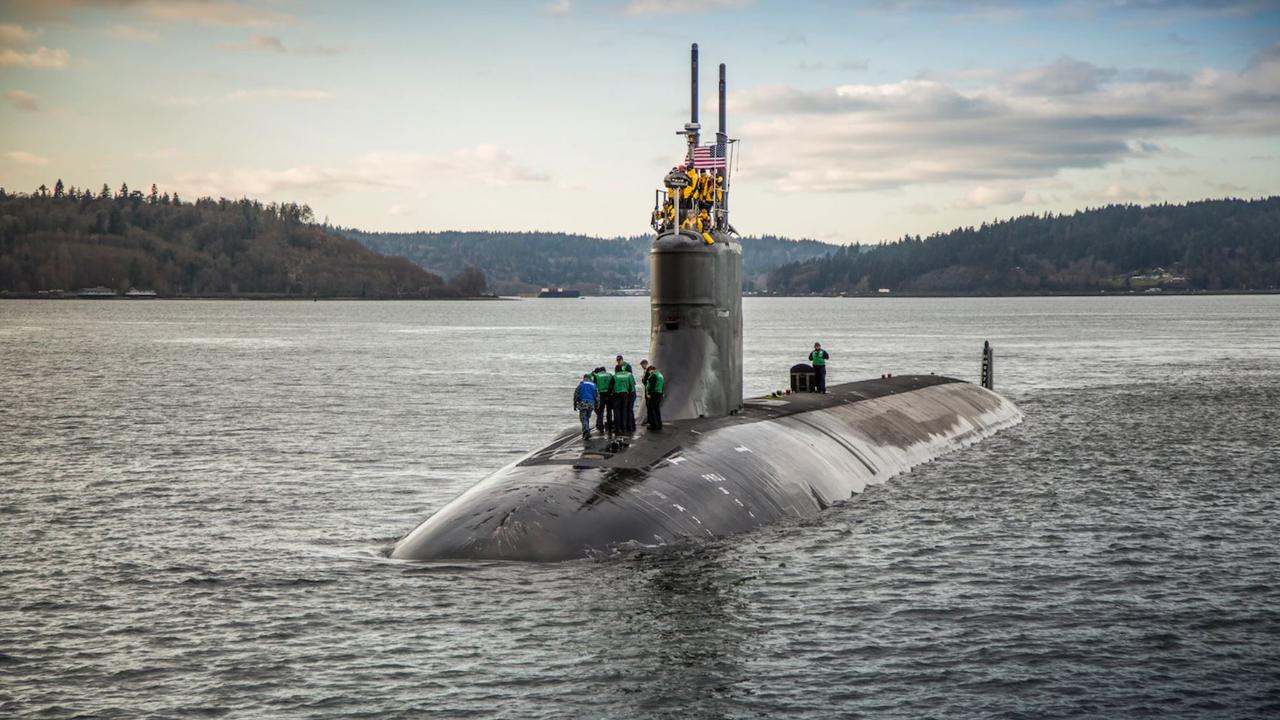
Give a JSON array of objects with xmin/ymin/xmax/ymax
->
[
  {"xmin": 809, "ymin": 341, "xmax": 830, "ymax": 393},
  {"xmin": 592, "ymin": 367, "xmax": 613, "ymax": 432},
  {"xmin": 611, "ymin": 364, "xmax": 637, "ymax": 433},
  {"xmin": 642, "ymin": 361, "xmax": 665, "ymax": 430}
]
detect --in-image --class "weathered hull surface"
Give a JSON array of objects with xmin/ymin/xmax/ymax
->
[{"xmin": 389, "ymin": 375, "xmax": 1022, "ymax": 562}]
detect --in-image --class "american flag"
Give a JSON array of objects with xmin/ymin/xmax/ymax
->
[{"xmin": 692, "ymin": 144, "xmax": 726, "ymax": 170}]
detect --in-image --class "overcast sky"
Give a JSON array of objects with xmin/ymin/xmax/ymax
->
[{"xmin": 1, "ymin": 0, "xmax": 1277, "ymax": 244}]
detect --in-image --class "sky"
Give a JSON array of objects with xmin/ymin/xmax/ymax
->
[{"xmin": 1, "ymin": 0, "xmax": 1278, "ymax": 245}]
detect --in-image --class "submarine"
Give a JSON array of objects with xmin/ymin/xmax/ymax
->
[{"xmin": 389, "ymin": 45, "xmax": 1022, "ymax": 562}]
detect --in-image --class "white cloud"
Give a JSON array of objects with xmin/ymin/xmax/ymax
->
[
  {"xmin": 6, "ymin": 150, "xmax": 50, "ymax": 166},
  {"xmin": 1069, "ymin": 182, "xmax": 1167, "ymax": 204},
  {"xmin": 141, "ymin": 1, "xmax": 290, "ymax": 26},
  {"xmin": 0, "ymin": 23, "xmax": 69, "ymax": 68},
  {"xmin": 953, "ymin": 185, "xmax": 1026, "ymax": 209},
  {"xmin": 0, "ymin": 24, "xmax": 36, "ymax": 46},
  {"xmin": 0, "ymin": 46, "xmax": 69, "ymax": 68},
  {"xmin": 543, "ymin": 0, "xmax": 572, "ymax": 15},
  {"xmin": 4, "ymin": 1, "xmax": 292, "ymax": 26},
  {"xmin": 173, "ymin": 145, "xmax": 550, "ymax": 198},
  {"xmin": 4, "ymin": 89, "xmax": 39, "ymax": 111},
  {"xmin": 729, "ymin": 44, "xmax": 1280, "ymax": 193},
  {"xmin": 388, "ymin": 204, "xmax": 412, "ymax": 217},
  {"xmin": 624, "ymin": 0, "xmax": 750, "ymax": 15},
  {"xmin": 107, "ymin": 23, "xmax": 159, "ymax": 42}
]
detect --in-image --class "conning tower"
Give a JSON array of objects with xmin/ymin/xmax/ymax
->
[{"xmin": 648, "ymin": 44, "xmax": 742, "ymax": 421}]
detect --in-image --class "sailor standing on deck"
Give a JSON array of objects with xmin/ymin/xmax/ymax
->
[
  {"xmin": 573, "ymin": 374, "xmax": 598, "ymax": 440},
  {"xmin": 809, "ymin": 342, "xmax": 830, "ymax": 393},
  {"xmin": 612, "ymin": 362, "xmax": 637, "ymax": 433},
  {"xmin": 592, "ymin": 366, "xmax": 612, "ymax": 432},
  {"xmin": 644, "ymin": 363, "xmax": 665, "ymax": 430}
]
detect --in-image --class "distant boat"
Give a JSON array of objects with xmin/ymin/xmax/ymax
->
[
  {"xmin": 538, "ymin": 287, "xmax": 581, "ymax": 298},
  {"xmin": 77, "ymin": 286, "xmax": 116, "ymax": 298},
  {"xmin": 125, "ymin": 288, "xmax": 158, "ymax": 298}
]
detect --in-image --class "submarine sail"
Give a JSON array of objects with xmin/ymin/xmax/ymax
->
[
  {"xmin": 388, "ymin": 45, "xmax": 1023, "ymax": 562},
  {"xmin": 649, "ymin": 43, "xmax": 742, "ymax": 421}
]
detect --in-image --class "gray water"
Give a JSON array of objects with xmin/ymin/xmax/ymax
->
[{"xmin": 2, "ymin": 296, "xmax": 1277, "ymax": 719}]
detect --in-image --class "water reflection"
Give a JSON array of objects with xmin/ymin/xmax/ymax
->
[{"xmin": 585, "ymin": 544, "xmax": 755, "ymax": 717}]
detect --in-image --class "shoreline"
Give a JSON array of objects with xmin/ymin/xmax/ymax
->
[
  {"xmin": 3, "ymin": 289, "xmax": 1277, "ymax": 301},
  {"xmin": 0, "ymin": 294, "xmax": 511, "ymax": 301}
]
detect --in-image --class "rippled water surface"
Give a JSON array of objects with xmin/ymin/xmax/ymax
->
[{"xmin": 2, "ymin": 296, "xmax": 1278, "ymax": 719}]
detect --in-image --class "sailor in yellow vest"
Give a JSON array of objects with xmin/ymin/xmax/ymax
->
[
  {"xmin": 700, "ymin": 171, "xmax": 715, "ymax": 205},
  {"xmin": 682, "ymin": 165, "xmax": 699, "ymax": 203}
]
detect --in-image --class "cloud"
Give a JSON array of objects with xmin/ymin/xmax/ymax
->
[
  {"xmin": 6, "ymin": 1, "xmax": 292, "ymax": 27},
  {"xmin": 216, "ymin": 33, "xmax": 344, "ymax": 55},
  {"xmin": 387, "ymin": 204, "xmax": 412, "ymax": 217},
  {"xmin": 4, "ymin": 89, "xmax": 39, "ymax": 111},
  {"xmin": 1094, "ymin": 183, "xmax": 1164, "ymax": 203},
  {"xmin": 106, "ymin": 23, "xmax": 159, "ymax": 41},
  {"xmin": 953, "ymin": 185, "xmax": 1027, "ymax": 209},
  {"xmin": 1006, "ymin": 56, "xmax": 1117, "ymax": 96},
  {"xmin": 729, "ymin": 45, "xmax": 1280, "ymax": 193},
  {"xmin": 173, "ymin": 145, "xmax": 550, "ymax": 198},
  {"xmin": 1205, "ymin": 179, "xmax": 1248, "ymax": 193},
  {"xmin": 0, "ymin": 46, "xmax": 69, "ymax": 67},
  {"xmin": 542, "ymin": 0, "xmax": 572, "ymax": 15},
  {"xmin": 623, "ymin": 0, "xmax": 750, "ymax": 16},
  {"xmin": 218, "ymin": 33, "xmax": 285, "ymax": 52},
  {"xmin": 0, "ymin": 23, "xmax": 69, "ymax": 68},
  {"xmin": 0, "ymin": 24, "xmax": 35, "ymax": 46},
  {"xmin": 6, "ymin": 150, "xmax": 50, "ymax": 166}
]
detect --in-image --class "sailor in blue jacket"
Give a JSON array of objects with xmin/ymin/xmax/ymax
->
[{"xmin": 573, "ymin": 374, "xmax": 599, "ymax": 439}]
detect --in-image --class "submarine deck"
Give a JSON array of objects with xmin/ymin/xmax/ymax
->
[{"xmin": 522, "ymin": 374, "xmax": 961, "ymax": 472}]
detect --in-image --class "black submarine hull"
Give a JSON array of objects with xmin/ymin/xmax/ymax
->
[{"xmin": 389, "ymin": 375, "xmax": 1022, "ymax": 562}]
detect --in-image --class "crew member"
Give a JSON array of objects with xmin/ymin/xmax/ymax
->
[
  {"xmin": 592, "ymin": 366, "xmax": 612, "ymax": 432},
  {"xmin": 809, "ymin": 342, "xmax": 830, "ymax": 393},
  {"xmin": 611, "ymin": 363, "xmax": 637, "ymax": 433},
  {"xmin": 573, "ymin": 373, "xmax": 598, "ymax": 440},
  {"xmin": 615, "ymin": 355, "xmax": 632, "ymax": 374},
  {"xmin": 682, "ymin": 165, "xmax": 699, "ymax": 203},
  {"xmin": 644, "ymin": 364, "xmax": 665, "ymax": 430},
  {"xmin": 639, "ymin": 359, "xmax": 653, "ymax": 424}
]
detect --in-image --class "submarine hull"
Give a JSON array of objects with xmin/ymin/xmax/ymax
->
[{"xmin": 389, "ymin": 375, "xmax": 1022, "ymax": 562}]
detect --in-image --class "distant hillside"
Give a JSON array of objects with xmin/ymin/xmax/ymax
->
[
  {"xmin": 339, "ymin": 229, "xmax": 835, "ymax": 294},
  {"xmin": 769, "ymin": 198, "xmax": 1280, "ymax": 295},
  {"xmin": 0, "ymin": 184, "xmax": 482, "ymax": 298}
]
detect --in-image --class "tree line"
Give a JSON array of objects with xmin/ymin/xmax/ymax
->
[
  {"xmin": 768, "ymin": 198, "xmax": 1280, "ymax": 295},
  {"xmin": 0, "ymin": 182, "xmax": 490, "ymax": 298},
  {"xmin": 339, "ymin": 229, "xmax": 835, "ymax": 295}
]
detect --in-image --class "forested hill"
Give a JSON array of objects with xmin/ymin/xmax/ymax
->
[
  {"xmin": 340, "ymin": 229, "xmax": 834, "ymax": 294},
  {"xmin": 769, "ymin": 198, "xmax": 1280, "ymax": 295},
  {"xmin": 0, "ymin": 184, "xmax": 482, "ymax": 298}
]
